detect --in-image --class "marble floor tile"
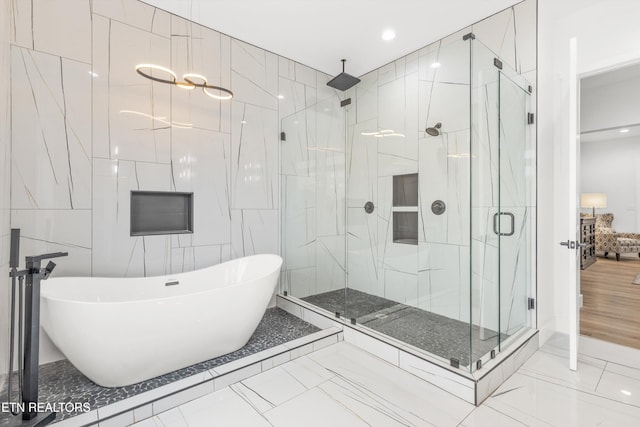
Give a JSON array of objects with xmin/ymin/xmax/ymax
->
[
  {"xmin": 132, "ymin": 338, "xmax": 640, "ymax": 427},
  {"xmin": 279, "ymin": 356, "xmax": 335, "ymax": 389},
  {"xmin": 595, "ymin": 364, "xmax": 640, "ymax": 407},
  {"xmin": 176, "ymin": 388, "xmax": 271, "ymax": 427},
  {"xmin": 519, "ymin": 348, "xmax": 606, "ymax": 392},
  {"xmin": 307, "ymin": 342, "xmax": 475, "ymax": 426},
  {"xmin": 240, "ymin": 365, "xmax": 308, "ymax": 407},
  {"xmin": 263, "ymin": 387, "xmax": 370, "ymax": 427},
  {"xmin": 485, "ymin": 372, "xmax": 640, "ymax": 426},
  {"xmin": 459, "ymin": 405, "xmax": 527, "ymax": 427}
]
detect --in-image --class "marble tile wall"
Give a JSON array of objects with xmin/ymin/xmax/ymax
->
[
  {"xmin": 7, "ymin": 0, "xmax": 334, "ymax": 363},
  {"xmin": 344, "ymin": 0, "xmax": 537, "ymax": 336},
  {"xmin": 0, "ymin": 0, "xmax": 11, "ymax": 392}
]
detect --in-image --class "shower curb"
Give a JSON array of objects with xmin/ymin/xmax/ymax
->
[
  {"xmin": 53, "ymin": 327, "xmax": 343, "ymax": 427},
  {"xmin": 276, "ymin": 294, "xmax": 539, "ymax": 405}
]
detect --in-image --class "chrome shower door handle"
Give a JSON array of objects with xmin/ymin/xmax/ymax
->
[{"xmin": 493, "ymin": 212, "xmax": 515, "ymax": 236}]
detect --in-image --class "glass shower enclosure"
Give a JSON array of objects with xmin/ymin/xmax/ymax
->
[{"xmin": 280, "ymin": 35, "xmax": 536, "ymax": 372}]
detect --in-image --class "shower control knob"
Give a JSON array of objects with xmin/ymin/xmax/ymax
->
[
  {"xmin": 364, "ymin": 201, "xmax": 375, "ymax": 214},
  {"xmin": 431, "ymin": 200, "xmax": 446, "ymax": 215}
]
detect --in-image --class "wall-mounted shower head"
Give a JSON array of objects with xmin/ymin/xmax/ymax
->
[{"xmin": 425, "ymin": 122, "xmax": 442, "ymax": 136}]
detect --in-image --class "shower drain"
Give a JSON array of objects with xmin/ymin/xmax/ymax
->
[{"xmin": 375, "ymin": 313, "xmax": 388, "ymax": 319}]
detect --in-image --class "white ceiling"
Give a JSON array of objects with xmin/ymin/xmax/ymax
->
[{"xmin": 142, "ymin": 0, "xmax": 522, "ymax": 77}]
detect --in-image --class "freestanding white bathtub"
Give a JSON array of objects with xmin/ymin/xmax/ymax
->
[{"xmin": 41, "ymin": 254, "xmax": 282, "ymax": 387}]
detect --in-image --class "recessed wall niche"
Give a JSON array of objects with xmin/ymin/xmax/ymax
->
[
  {"xmin": 130, "ymin": 191, "xmax": 194, "ymax": 236},
  {"xmin": 392, "ymin": 174, "xmax": 419, "ymax": 245}
]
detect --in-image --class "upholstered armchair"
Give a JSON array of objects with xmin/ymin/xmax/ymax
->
[{"xmin": 595, "ymin": 213, "xmax": 640, "ymax": 261}]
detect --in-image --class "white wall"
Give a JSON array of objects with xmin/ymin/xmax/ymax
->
[
  {"xmin": 0, "ymin": 0, "xmax": 11, "ymax": 392},
  {"xmin": 581, "ymin": 77, "xmax": 640, "ymax": 132},
  {"xmin": 8, "ymin": 0, "xmax": 339, "ymax": 365},
  {"xmin": 581, "ymin": 137, "xmax": 640, "ymax": 232},
  {"xmin": 538, "ymin": 0, "xmax": 640, "ymax": 341}
]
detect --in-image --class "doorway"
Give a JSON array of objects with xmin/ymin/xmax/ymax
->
[{"xmin": 578, "ymin": 63, "xmax": 640, "ymax": 350}]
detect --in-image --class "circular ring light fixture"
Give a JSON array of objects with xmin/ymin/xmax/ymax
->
[
  {"xmin": 135, "ymin": 65, "xmax": 233, "ymax": 100},
  {"xmin": 135, "ymin": 64, "xmax": 178, "ymax": 85}
]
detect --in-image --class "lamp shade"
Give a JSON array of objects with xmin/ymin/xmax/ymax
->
[{"xmin": 580, "ymin": 193, "xmax": 607, "ymax": 209}]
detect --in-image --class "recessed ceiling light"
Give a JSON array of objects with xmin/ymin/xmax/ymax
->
[
  {"xmin": 88, "ymin": 71, "xmax": 99, "ymax": 77},
  {"xmin": 621, "ymin": 390, "xmax": 632, "ymax": 396},
  {"xmin": 277, "ymin": 94, "xmax": 285, "ymax": 99},
  {"xmin": 430, "ymin": 62, "xmax": 441, "ymax": 69},
  {"xmin": 240, "ymin": 120, "xmax": 247, "ymax": 124},
  {"xmin": 620, "ymin": 128, "xmax": 630, "ymax": 133},
  {"xmin": 381, "ymin": 29, "xmax": 396, "ymax": 41}
]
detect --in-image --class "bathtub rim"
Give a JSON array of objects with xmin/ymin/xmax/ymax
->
[{"xmin": 41, "ymin": 253, "xmax": 283, "ymax": 305}]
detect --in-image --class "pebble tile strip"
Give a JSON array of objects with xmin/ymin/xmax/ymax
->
[{"xmin": 0, "ymin": 308, "xmax": 319, "ymax": 424}]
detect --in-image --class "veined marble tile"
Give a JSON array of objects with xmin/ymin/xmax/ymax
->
[
  {"xmin": 316, "ymin": 72, "xmax": 341, "ymax": 104},
  {"xmin": 318, "ymin": 378, "xmax": 420, "ymax": 426},
  {"xmin": 419, "ymin": 81, "xmax": 470, "ymax": 137},
  {"xmin": 279, "ymin": 57, "xmax": 295, "ymax": 80},
  {"xmin": 171, "ymin": 19, "xmax": 227, "ymax": 132},
  {"xmin": 94, "ymin": 19, "xmax": 171, "ymax": 163},
  {"xmin": 418, "ymin": 243, "xmax": 465, "ymax": 320},
  {"xmin": 32, "ymin": 0, "xmax": 91, "ymax": 63},
  {"xmin": 11, "ymin": 47, "xmax": 92, "ymax": 209},
  {"xmin": 377, "ymin": 73, "xmax": 419, "ymax": 161},
  {"xmin": 421, "ymin": 37, "xmax": 470, "ymax": 85},
  {"xmin": 309, "ymin": 342, "xmax": 474, "ymax": 424},
  {"xmin": 10, "ymin": 209, "xmax": 91, "ymax": 276},
  {"xmin": 354, "ymin": 71, "xmax": 377, "ymax": 123},
  {"xmin": 281, "ymin": 106, "xmax": 317, "ymax": 176},
  {"xmin": 280, "ymin": 356, "xmax": 335, "ymax": 389},
  {"xmin": 596, "ymin": 363, "xmax": 640, "ymax": 406},
  {"xmin": 173, "ymin": 388, "xmax": 271, "ymax": 427},
  {"xmin": 171, "ymin": 128, "xmax": 231, "ymax": 246},
  {"xmin": 315, "ymin": 236, "xmax": 346, "ymax": 295},
  {"xmin": 346, "ymin": 120, "xmax": 378, "ymax": 208},
  {"xmin": 486, "ymin": 372, "xmax": 640, "ymax": 426},
  {"xmin": 498, "ymin": 208, "xmax": 532, "ymax": 335},
  {"xmin": 169, "ymin": 244, "xmax": 231, "ymax": 274},
  {"xmin": 419, "ymin": 129, "xmax": 470, "ymax": 246},
  {"xmin": 91, "ymin": 14, "xmax": 110, "ymax": 159},
  {"xmin": 231, "ymin": 39, "xmax": 278, "ymax": 110},
  {"xmin": 241, "ymin": 365, "xmax": 308, "ymax": 408},
  {"xmin": 461, "ymin": 405, "xmax": 526, "ymax": 427},
  {"xmin": 231, "ymin": 209, "xmax": 278, "ymax": 257},
  {"xmin": 10, "ymin": 0, "xmax": 32, "ymax": 48},
  {"xmin": 263, "ymin": 387, "xmax": 370, "ymax": 427},
  {"xmin": 519, "ymin": 349, "xmax": 606, "ymax": 392},
  {"xmin": 231, "ymin": 102, "xmax": 278, "ymax": 209},
  {"xmin": 93, "ymin": 0, "xmax": 170, "ymax": 37},
  {"xmin": 278, "ymin": 77, "xmax": 308, "ymax": 120},
  {"xmin": 346, "ymin": 207, "xmax": 378, "ymax": 295},
  {"xmin": 92, "ymin": 159, "xmax": 172, "ymax": 277},
  {"xmin": 281, "ymin": 174, "xmax": 316, "ymax": 270},
  {"xmin": 293, "ymin": 62, "xmax": 316, "ymax": 88}
]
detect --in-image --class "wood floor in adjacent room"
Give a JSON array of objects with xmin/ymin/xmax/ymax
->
[{"xmin": 580, "ymin": 255, "xmax": 640, "ymax": 350}]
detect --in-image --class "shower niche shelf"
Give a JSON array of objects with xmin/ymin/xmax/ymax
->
[{"xmin": 392, "ymin": 174, "xmax": 418, "ymax": 245}]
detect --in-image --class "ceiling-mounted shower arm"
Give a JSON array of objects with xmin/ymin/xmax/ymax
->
[{"xmin": 326, "ymin": 59, "xmax": 361, "ymax": 91}]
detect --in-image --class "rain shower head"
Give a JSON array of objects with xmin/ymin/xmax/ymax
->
[
  {"xmin": 327, "ymin": 59, "xmax": 361, "ymax": 91},
  {"xmin": 425, "ymin": 122, "xmax": 442, "ymax": 136}
]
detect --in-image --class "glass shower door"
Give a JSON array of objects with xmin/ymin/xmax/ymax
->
[
  {"xmin": 498, "ymin": 70, "xmax": 535, "ymax": 345},
  {"xmin": 280, "ymin": 95, "xmax": 347, "ymax": 312}
]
